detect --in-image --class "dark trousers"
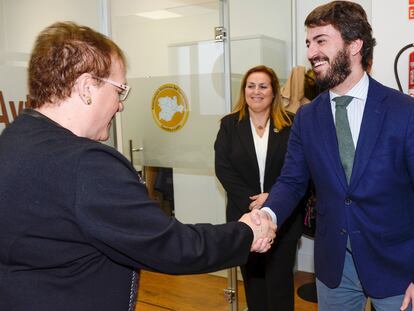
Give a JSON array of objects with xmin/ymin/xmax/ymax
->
[{"xmin": 240, "ymin": 238, "xmax": 299, "ymax": 311}]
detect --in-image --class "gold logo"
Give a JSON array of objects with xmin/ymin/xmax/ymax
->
[{"xmin": 151, "ymin": 83, "xmax": 189, "ymax": 132}]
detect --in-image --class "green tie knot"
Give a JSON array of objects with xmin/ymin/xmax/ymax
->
[{"xmin": 333, "ymin": 95, "xmax": 353, "ymax": 108}]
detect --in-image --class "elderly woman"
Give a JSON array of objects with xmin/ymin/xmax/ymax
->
[
  {"xmin": 215, "ymin": 65, "xmax": 304, "ymax": 311},
  {"xmin": 0, "ymin": 22, "xmax": 275, "ymax": 311}
]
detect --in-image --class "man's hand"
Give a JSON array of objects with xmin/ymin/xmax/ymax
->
[
  {"xmin": 401, "ymin": 282, "xmax": 414, "ymax": 311},
  {"xmin": 248, "ymin": 207, "xmax": 273, "ymax": 225},
  {"xmin": 248, "ymin": 192, "xmax": 269, "ymax": 210},
  {"xmin": 239, "ymin": 209, "xmax": 276, "ymax": 253}
]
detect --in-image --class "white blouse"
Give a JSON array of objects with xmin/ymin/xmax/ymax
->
[{"xmin": 250, "ymin": 118, "xmax": 269, "ymax": 193}]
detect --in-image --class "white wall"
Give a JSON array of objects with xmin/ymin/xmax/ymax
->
[
  {"xmin": 0, "ymin": 0, "xmax": 101, "ymax": 133},
  {"xmin": 2, "ymin": 0, "xmax": 100, "ymax": 54},
  {"xmin": 229, "ymin": 0, "xmax": 292, "ymax": 78},
  {"xmin": 371, "ymin": 0, "xmax": 414, "ymax": 93},
  {"xmin": 0, "ymin": 1, "xmax": 4, "ymax": 52}
]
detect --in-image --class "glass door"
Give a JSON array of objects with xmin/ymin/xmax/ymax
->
[
  {"xmin": 110, "ymin": 1, "xmax": 239, "ymax": 309},
  {"xmin": 111, "ymin": 0, "xmax": 227, "ymax": 167},
  {"xmin": 110, "ymin": 0, "xmax": 228, "ymax": 223},
  {"xmin": 110, "ymin": 0, "xmax": 294, "ymax": 310}
]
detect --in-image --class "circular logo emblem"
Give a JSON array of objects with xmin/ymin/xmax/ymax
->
[{"xmin": 151, "ymin": 83, "xmax": 189, "ymax": 132}]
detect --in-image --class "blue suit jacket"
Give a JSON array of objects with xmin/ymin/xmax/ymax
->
[{"xmin": 266, "ymin": 76, "xmax": 414, "ymax": 298}]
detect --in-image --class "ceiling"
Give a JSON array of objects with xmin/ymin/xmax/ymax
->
[{"xmin": 112, "ymin": 0, "xmax": 218, "ymax": 19}]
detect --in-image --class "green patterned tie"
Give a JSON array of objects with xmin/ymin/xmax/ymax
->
[{"xmin": 333, "ymin": 96, "xmax": 354, "ymax": 184}]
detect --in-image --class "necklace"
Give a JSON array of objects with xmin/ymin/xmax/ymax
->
[
  {"xmin": 250, "ymin": 115, "xmax": 269, "ymax": 131},
  {"xmin": 253, "ymin": 119, "xmax": 268, "ymax": 130}
]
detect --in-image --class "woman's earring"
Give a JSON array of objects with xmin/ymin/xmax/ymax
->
[{"xmin": 86, "ymin": 97, "xmax": 92, "ymax": 105}]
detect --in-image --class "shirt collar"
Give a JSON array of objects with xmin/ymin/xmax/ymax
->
[{"xmin": 330, "ymin": 72, "xmax": 369, "ymax": 102}]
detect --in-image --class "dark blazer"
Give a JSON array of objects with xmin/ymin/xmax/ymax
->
[
  {"xmin": 215, "ymin": 111, "xmax": 303, "ymax": 242},
  {"xmin": 266, "ymin": 76, "xmax": 414, "ymax": 298},
  {"xmin": 0, "ymin": 111, "xmax": 253, "ymax": 311}
]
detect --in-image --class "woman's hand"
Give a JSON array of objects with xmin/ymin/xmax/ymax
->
[{"xmin": 248, "ymin": 192, "xmax": 269, "ymax": 210}]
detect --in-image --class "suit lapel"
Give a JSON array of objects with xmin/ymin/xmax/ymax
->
[
  {"xmin": 264, "ymin": 121, "xmax": 283, "ymax": 184},
  {"xmin": 237, "ymin": 115, "xmax": 259, "ymax": 173},
  {"xmin": 350, "ymin": 78, "xmax": 388, "ymax": 191},
  {"xmin": 316, "ymin": 92, "xmax": 349, "ymax": 190}
]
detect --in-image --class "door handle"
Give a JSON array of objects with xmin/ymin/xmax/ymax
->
[
  {"xmin": 129, "ymin": 139, "xmax": 146, "ymax": 184},
  {"xmin": 129, "ymin": 139, "xmax": 143, "ymax": 165}
]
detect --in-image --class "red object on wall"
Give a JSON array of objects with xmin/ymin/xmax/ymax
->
[
  {"xmin": 410, "ymin": 0, "xmax": 414, "ymax": 5},
  {"xmin": 409, "ymin": 52, "xmax": 414, "ymax": 97},
  {"xmin": 410, "ymin": 6, "xmax": 414, "ymax": 19}
]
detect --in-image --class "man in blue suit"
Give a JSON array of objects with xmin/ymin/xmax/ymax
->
[{"xmin": 261, "ymin": 1, "xmax": 414, "ymax": 310}]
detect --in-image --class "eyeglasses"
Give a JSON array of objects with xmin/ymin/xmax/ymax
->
[{"xmin": 95, "ymin": 77, "xmax": 131, "ymax": 101}]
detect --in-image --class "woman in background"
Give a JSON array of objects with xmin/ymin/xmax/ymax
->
[{"xmin": 215, "ymin": 65, "xmax": 303, "ymax": 311}]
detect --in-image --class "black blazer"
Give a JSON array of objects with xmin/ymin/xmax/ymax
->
[
  {"xmin": 0, "ymin": 112, "xmax": 253, "ymax": 311},
  {"xmin": 215, "ymin": 111, "xmax": 303, "ymax": 241}
]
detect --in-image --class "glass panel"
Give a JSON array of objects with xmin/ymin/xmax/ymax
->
[
  {"xmin": 229, "ymin": 0, "xmax": 293, "ymax": 101},
  {"xmin": 0, "ymin": 0, "xmax": 101, "ymax": 133},
  {"xmin": 111, "ymin": 0, "xmax": 223, "ymax": 170}
]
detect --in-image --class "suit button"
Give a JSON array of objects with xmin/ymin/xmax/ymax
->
[
  {"xmin": 345, "ymin": 198, "xmax": 352, "ymax": 205},
  {"xmin": 340, "ymin": 229, "xmax": 347, "ymax": 235}
]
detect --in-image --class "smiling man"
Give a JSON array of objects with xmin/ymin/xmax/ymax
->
[{"xmin": 261, "ymin": 1, "xmax": 414, "ymax": 310}]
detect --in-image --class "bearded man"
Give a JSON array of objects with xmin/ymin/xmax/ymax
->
[{"xmin": 260, "ymin": 1, "xmax": 414, "ymax": 310}]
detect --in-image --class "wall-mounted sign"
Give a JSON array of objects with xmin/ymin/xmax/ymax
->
[
  {"xmin": 151, "ymin": 83, "xmax": 189, "ymax": 132},
  {"xmin": 0, "ymin": 91, "xmax": 31, "ymax": 130}
]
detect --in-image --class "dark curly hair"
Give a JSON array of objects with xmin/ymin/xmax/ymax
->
[{"xmin": 305, "ymin": 1, "xmax": 376, "ymax": 71}]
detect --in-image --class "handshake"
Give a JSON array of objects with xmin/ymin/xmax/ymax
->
[{"xmin": 239, "ymin": 209, "xmax": 276, "ymax": 253}]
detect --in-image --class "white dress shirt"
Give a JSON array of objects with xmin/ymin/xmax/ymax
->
[
  {"xmin": 250, "ymin": 118, "xmax": 269, "ymax": 193},
  {"xmin": 330, "ymin": 72, "xmax": 369, "ymax": 147}
]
